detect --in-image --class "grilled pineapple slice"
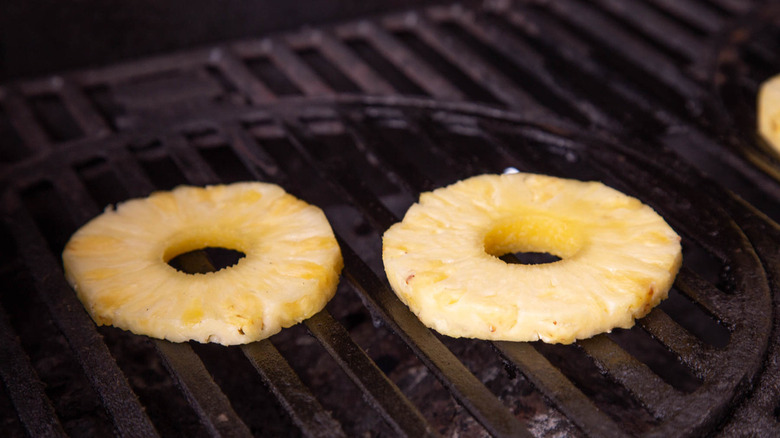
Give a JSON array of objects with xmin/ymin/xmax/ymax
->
[
  {"xmin": 759, "ymin": 74, "xmax": 780, "ymax": 151},
  {"xmin": 382, "ymin": 173, "xmax": 682, "ymax": 344},
  {"xmin": 63, "ymin": 182, "xmax": 343, "ymax": 345}
]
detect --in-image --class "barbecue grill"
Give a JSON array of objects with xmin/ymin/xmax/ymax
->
[{"xmin": 1, "ymin": 1, "xmax": 780, "ymax": 436}]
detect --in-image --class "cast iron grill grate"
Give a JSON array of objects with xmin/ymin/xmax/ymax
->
[
  {"xmin": 1, "ymin": 96, "xmax": 779, "ymax": 437},
  {"xmin": 1, "ymin": 0, "xmax": 780, "ymax": 436}
]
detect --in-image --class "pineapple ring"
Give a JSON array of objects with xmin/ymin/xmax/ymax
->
[
  {"xmin": 63, "ymin": 183, "xmax": 343, "ymax": 345},
  {"xmin": 758, "ymin": 73, "xmax": 780, "ymax": 151},
  {"xmin": 382, "ymin": 173, "xmax": 682, "ymax": 344}
]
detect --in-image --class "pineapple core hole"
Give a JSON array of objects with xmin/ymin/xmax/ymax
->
[
  {"xmin": 484, "ymin": 215, "xmax": 582, "ymax": 265},
  {"xmin": 500, "ymin": 252, "xmax": 561, "ymax": 265},
  {"xmin": 168, "ymin": 247, "xmax": 246, "ymax": 274}
]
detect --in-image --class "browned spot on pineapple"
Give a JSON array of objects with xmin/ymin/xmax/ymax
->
[
  {"xmin": 238, "ymin": 327, "xmax": 245, "ymax": 335},
  {"xmin": 405, "ymin": 273, "xmax": 415, "ymax": 284},
  {"xmin": 553, "ymin": 321, "xmax": 557, "ymax": 325},
  {"xmin": 489, "ymin": 325, "xmax": 496, "ymax": 333},
  {"xmin": 182, "ymin": 305, "xmax": 204, "ymax": 326}
]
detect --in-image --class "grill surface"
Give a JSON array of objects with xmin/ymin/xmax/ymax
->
[{"xmin": 2, "ymin": 0, "xmax": 780, "ymax": 437}]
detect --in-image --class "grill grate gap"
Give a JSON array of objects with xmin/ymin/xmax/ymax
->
[
  {"xmin": 27, "ymin": 93, "xmax": 84, "ymax": 143},
  {"xmin": 296, "ymin": 48, "xmax": 362, "ymax": 94},
  {"xmin": 205, "ymin": 65, "xmax": 240, "ymax": 96},
  {"xmin": 532, "ymin": 341, "xmax": 658, "ymax": 432},
  {"xmin": 196, "ymin": 144, "xmax": 255, "ymax": 183},
  {"xmin": 607, "ymin": 326, "xmax": 703, "ymax": 393},
  {"xmin": 20, "ymin": 181, "xmax": 75, "ymax": 255},
  {"xmin": 391, "ymin": 30, "xmax": 502, "ymax": 105},
  {"xmin": 0, "ymin": 106, "xmax": 30, "ymax": 163},
  {"xmin": 0, "ymin": 268, "xmax": 115, "ymax": 437},
  {"xmin": 183, "ymin": 128, "xmax": 257, "ymax": 183},
  {"xmin": 690, "ymin": 0, "xmax": 743, "ymax": 19},
  {"xmin": 364, "ymin": 119, "xmax": 462, "ymax": 188},
  {"xmin": 681, "ymin": 239, "xmax": 732, "ymax": 294},
  {"xmin": 127, "ymin": 140, "xmax": 189, "ymax": 190},
  {"xmin": 73, "ymin": 157, "xmax": 131, "ymax": 209},
  {"xmin": 296, "ymin": 128, "xmax": 400, "ymax": 197},
  {"xmin": 658, "ymin": 288, "xmax": 730, "ymax": 348},
  {"xmin": 82, "ymin": 85, "xmax": 124, "ymax": 132},
  {"xmin": 343, "ymin": 39, "xmax": 429, "ymax": 96},
  {"xmin": 244, "ymin": 57, "xmax": 303, "ymax": 97}
]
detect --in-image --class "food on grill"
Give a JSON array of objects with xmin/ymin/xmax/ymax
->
[
  {"xmin": 62, "ymin": 182, "xmax": 343, "ymax": 345},
  {"xmin": 382, "ymin": 173, "xmax": 682, "ymax": 344},
  {"xmin": 759, "ymin": 74, "xmax": 780, "ymax": 151}
]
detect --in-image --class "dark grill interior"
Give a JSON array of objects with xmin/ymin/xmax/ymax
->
[{"xmin": 2, "ymin": 1, "xmax": 780, "ymax": 436}]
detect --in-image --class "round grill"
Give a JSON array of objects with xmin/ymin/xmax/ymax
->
[{"xmin": 1, "ymin": 96, "xmax": 777, "ymax": 437}]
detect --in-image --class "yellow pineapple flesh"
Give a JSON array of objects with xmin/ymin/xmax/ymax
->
[
  {"xmin": 759, "ymin": 74, "xmax": 780, "ymax": 151},
  {"xmin": 382, "ymin": 173, "xmax": 682, "ymax": 344},
  {"xmin": 63, "ymin": 182, "xmax": 343, "ymax": 345}
]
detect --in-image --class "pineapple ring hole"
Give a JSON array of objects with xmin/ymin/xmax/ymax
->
[
  {"xmin": 484, "ymin": 215, "xmax": 584, "ymax": 265},
  {"xmin": 162, "ymin": 228, "xmax": 250, "ymax": 274},
  {"xmin": 168, "ymin": 247, "xmax": 246, "ymax": 274}
]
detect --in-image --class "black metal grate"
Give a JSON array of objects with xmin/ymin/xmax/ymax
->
[{"xmin": 1, "ymin": 0, "xmax": 780, "ymax": 437}]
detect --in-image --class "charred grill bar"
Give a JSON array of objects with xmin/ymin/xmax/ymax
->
[{"xmin": 2, "ymin": 0, "xmax": 780, "ymax": 437}]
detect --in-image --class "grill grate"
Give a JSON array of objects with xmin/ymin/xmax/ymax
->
[
  {"xmin": 1, "ymin": 96, "xmax": 778, "ymax": 436},
  {"xmin": 2, "ymin": 0, "xmax": 780, "ymax": 437}
]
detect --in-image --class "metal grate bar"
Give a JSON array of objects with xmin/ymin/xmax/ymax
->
[
  {"xmin": 0, "ymin": 89, "xmax": 52, "ymax": 151},
  {"xmin": 579, "ymin": 336, "xmax": 681, "ymax": 419},
  {"xmin": 589, "ymin": 0, "xmax": 707, "ymax": 63},
  {"xmin": 343, "ymin": 118, "xmax": 438, "ymax": 195},
  {"xmin": 703, "ymin": 0, "xmax": 752, "ymax": 15},
  {"xmin": 339, "ymin": 241, "xmax": 532, "ymax": 438},
  {"xmin": 643, "ymin": 0, "xmax": 726, "ymax": 34},
  {"xmin": 637, "ymin": 311, "xmax": 715, "ymax": 376},
  {"xmin": 57, "ymin": 79, "xmax": 111, "ymax": 137},
  {"xmin": 74, "ymin": 49, "xmax": 212, "ymax": 88},
  {"xmin": 280, "ymin": 122, "xmax": 400, "ymax": 230},
  {"xmin": 673, "ymin": 267, "xmax": 735, "ymax": 323},
  {"xmin": 110, "ymin": 145, "xmax": 160, "ymax": 196},
  {"xmin": 0, "ymin": 304, "xmax": 66, "ymax": 437},
  {"xmin": 313, "ymin": 31, "xmax": 397, "ymax": 95},
  {"xmin": 304, "ymin": 311, "xmax": 438, "ymax": 438},
  {"xmin": 223, "ymin": 122, "xmax": 287, "ymax": 180},
  {"xmin": 50, "ymin": 167, "xmax": 111, "ymax": 226},
  {"xmin": 213, "ymin": 49, "xmax": 277, "ymax": 104},
  {"xmin": 442, "ymin": 9, "xmax": 619, "ymax": 129},
  {"xmin": 498, "ymin": 7, "xmax": 673, "ymax": 133},
  {"xmin": 154, "ymin": 341, "xmax": 252, "ymax": 438},
  {"xmin": 535, "ymin": 0, "xmax": 705, "ymax": 110},
  {"xmin": 266, "ymin": 40, "xmax": 333, "ymax": 97},
  {"xmin": 495, "ymin": 341, "xmax": 626, "ymax": 438},
  {"xmin": 163, "ymin": 133, "xmax": 221, "ymax": 186},
  {"xmin": 393, "ymin": 14, "xmax": 542, "ymax": 113},
  {"xmin": 339, "ymin": 22, "xmax": 464, "ymax": 100},
  {"xmin": 7, "ymin": 196, "xmax": 159, "ymax": 437},
  {"xmin": 242, "ymin": 340, "xmax": 347, "ymax": 438}
]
